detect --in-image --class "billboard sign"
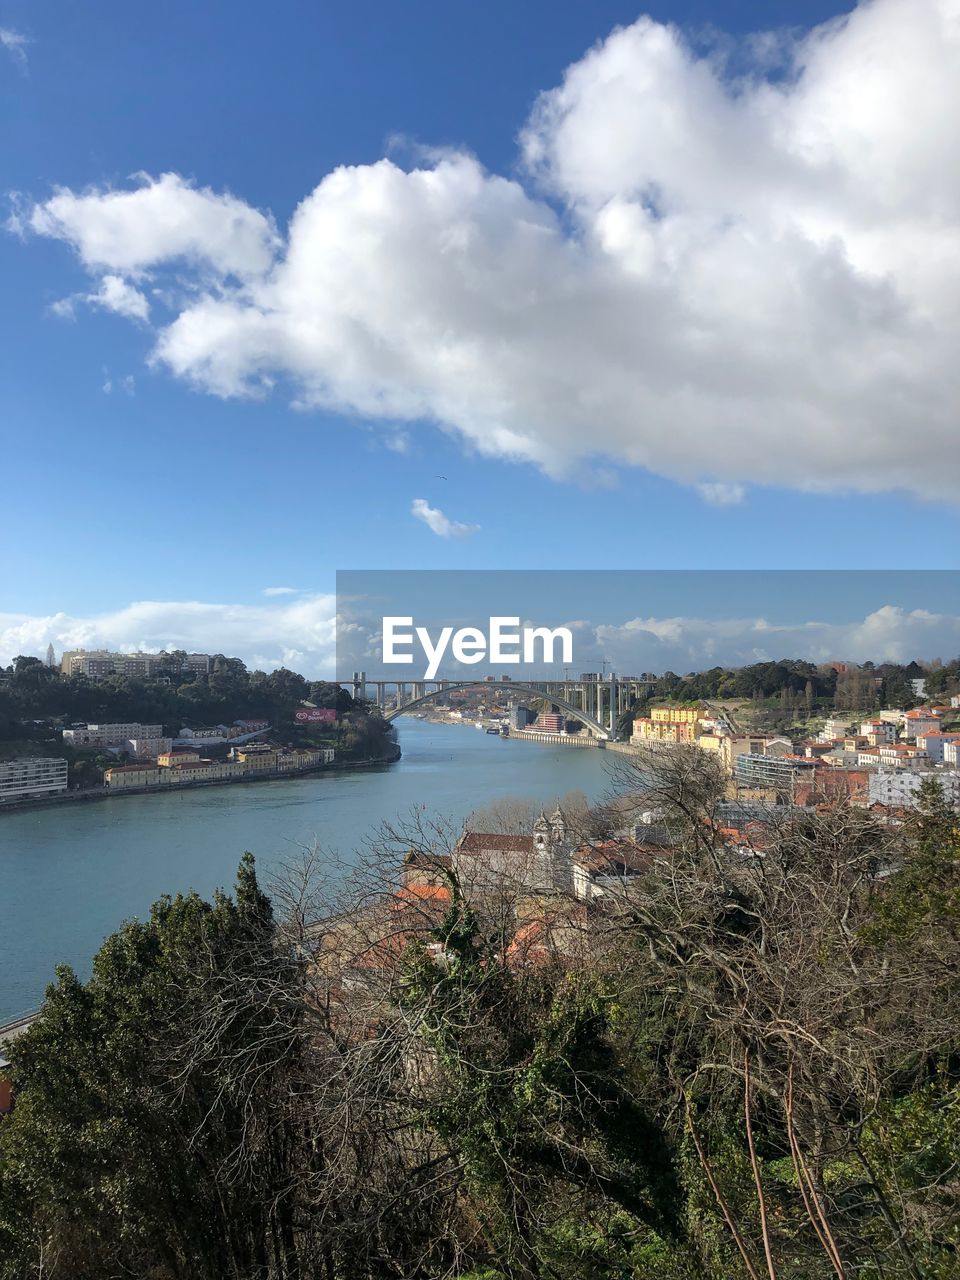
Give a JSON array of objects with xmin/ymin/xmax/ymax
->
[{"xmin": 295, "ymin": 707, "xmax": 337, "ymax": 724}]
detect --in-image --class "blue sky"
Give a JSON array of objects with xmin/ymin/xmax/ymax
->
[{"xmin": 2, "ymin": 0, "xmax": 959, "ymax": 674}]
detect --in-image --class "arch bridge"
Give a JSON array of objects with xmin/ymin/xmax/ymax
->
[{"xmin": 384, "ymin": 682, "xmax": 613, "ymax": 738}]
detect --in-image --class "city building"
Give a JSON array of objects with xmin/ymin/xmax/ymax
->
[
  {"xmin": 869, "ymin": 769, "xmax": 960, "ymax": 810},
  {"xmin": 878, "ymin": 744, "xmax": 927, "ymax": 770},
  {"xmin": 508, "ymin": 702, "xmax": 535, "ymax": 731},
  {"xmin": 60, "ymin": 649, "xmax": 212, "ymax": 679},
  {"xmin": 126, "ymin": 737, "xmax": 174, "ymax": 760},
  {"xmin": 914, "ymin": 732, "xmax": 960, "ymax": 764},
  {"xmin": 535, "ymin": 712, "xmax": 565, "ymax": 734},
  {"xmin": 818, "ymin": 718, "xmax": 853, "ymax": 743},
  {"xmin": 902, "ymin": 708, "xmax": 943, "ymax": 740},
  {"xmin": 62, "ymin": 722, "xmax": 164, "ymax": 749},
  {"xmin": 698, "ymin": 733, "xmax": 768, "ymax": 771},
  {"xmin": 632, "ymin": 704, "xmax": 707, "ymax": 745},
  {"xmin": 0, "ymin": 757, "xmax": 68, "ymax": 804},
  {"xmin": 733, "ymin": 753, "xmax": 816, "ymax": 801},
  {"xmin": 860, "ymin": 718, "xmax": 897, "ymax": 743}
]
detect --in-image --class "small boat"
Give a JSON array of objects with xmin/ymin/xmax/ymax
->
[{"xmin": 486, "ymin": 727, "xmax": 500, "ymax": 734}]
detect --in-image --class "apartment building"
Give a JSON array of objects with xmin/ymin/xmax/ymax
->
[
  {"xmin": 632, "ymin": 704, "xmax": 708, "ymax": 745},
  {"xmin": 869, "ymin": 769, "xmax": 960, "ymax": 810},
  {"xmin": 60, "ymin": 649, "xmax": 212, "ymax": 679},
  {"xmin": 63, "ymin": 722, "xmax": 164, "ymax": 749},
  {"xmin": 0, "ymin": 757, "xmax": 68, "ymax": 804},
  {"xmin": 914, "ymin": 731, "xmax": 960, "ymax": 764},
  {"xmin": 733, "ymin": 753, "xmax": 816, "ymax": 800},
  {"xmin": 902, "ymin": 708, "xmax": 943, "ymax": 740}
]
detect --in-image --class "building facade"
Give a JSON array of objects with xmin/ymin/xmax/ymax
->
[
  {"xmin": 0, "ymin": 757, "xmax": 68, "ymax": 804},
  {"xmin": 60, "ymin": 650, "xmax": 212, "ymax": 679},
  {"xmin": 62, "ymin": 722, "xmax": 164, "ymax": 749},
  {"xmin": 869, "ymin": 769, "xmax": 960, "ymax": 810}
]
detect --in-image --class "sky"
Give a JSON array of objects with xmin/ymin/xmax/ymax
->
[{"xmin": 2, "ymin": 0, "xmax": 959, "ymax": 675}]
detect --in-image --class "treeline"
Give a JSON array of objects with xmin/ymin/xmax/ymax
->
[
  {"xmin": 643, "ymin": 656, "xmax": 960, "ymax": 711},
  {"xmin": 0, "ymin": 654, "xmax": 355, "ymax": 737},
  {"xmin": 1, "ymin": 756, "xmax": 958, "ymax": 1278}
]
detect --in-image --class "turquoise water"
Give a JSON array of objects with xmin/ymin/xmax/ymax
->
[{"xmin": 0, "ymin": 720, "xmax": 614, "ymax": 1022}]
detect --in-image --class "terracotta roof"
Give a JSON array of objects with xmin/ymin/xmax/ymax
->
[{"xmin": 573, "ymin": 839, "xmax": 665, "ymax": 875}]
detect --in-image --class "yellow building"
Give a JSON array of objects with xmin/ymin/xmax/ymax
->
[
  {"xmin": 650, "ymin": 706, "xmax": 704, "ymax": 725},
  {"xmin": 105, "ymin": 764, "xmax": 162, "ymax": 789},
  {"xmin": 697, "ymin": 734, "xmax": 767, "ymax": 772},
  {"xmin": 235, "ymin": 745, "xmax": 280, "ymax": 771},
  {"xmin": 157, "ymin": 749, "xmax": 201, "ymax": 767},
  {"xmin": 632, "ymin": 705, "xmax": 708, "ymax": 745}
]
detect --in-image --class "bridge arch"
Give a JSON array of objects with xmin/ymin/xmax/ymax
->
[{"xmin": 382, "ymin": 683, "xmax": 612, "ymax": 739}]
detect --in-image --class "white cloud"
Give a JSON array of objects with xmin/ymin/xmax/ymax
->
[
  {"xmin": 54, "ymin": 275, "xmax": 150, "ymax": 323},
  {"xmin": 28, "ymin": 172, "xmax": 279, "ymax": 278},
  {"xmin": 594, "ymin": 606, "xmax": 960, "ymax": 672},
  {"xmin": 7, "ymin": 597, "xmax": 950, "ymax": 683},
  {"xmin": 0, "ymin": 596, "xmax": 337, "ymax": 678},
  {"xmin": 0, "ymin": 27, "xmax": 28, "ymax": 67},
  {"xmin": 16, "ymin": 0, "xmax": 960, "ymax": 501},
  {"xmin": 94, "ymin": 274, "xmax": 150, "ymax": 321},
  {"xmin": 697, "ymin": 482, "xmax": 745, "ymax": 506},
  {"xmin": 411, "ymin": 497, "xmax": 479, "ymax": 538},
  {"xmin": 263, "ymin": 586, "xmax": 300, "ymax": 596}
]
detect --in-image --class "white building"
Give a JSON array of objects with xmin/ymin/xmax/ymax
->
[
  {"xmin": 869, "ymin": 769, "xmax": 960, "ymax": 810},
  {"xmin": 63, "ymin": 722, "xmax": 164, "ymax": 749},
  {"xmin": 915, "ymin": 732, "xmax": 960, "ymax": 765},
  {"xmin": 860, "ymin": 718, "xmax": 897, "ymax": 743},
  {"xmin": 903, "ymin": 708, "xmax": 942, "ymax": 740},
  {"xmin": 819, "ymin": 718, "xmax": 852, "ymax": 742},
  {"xmin": 944, "ymin": 741, "xmax": 960, "ymax": 768},
  {"xmin": 0, "ymin": 758, "xmax": 68, "ymax": 804}
]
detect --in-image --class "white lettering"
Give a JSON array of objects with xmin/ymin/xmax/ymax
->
[
  {"xmin": 381, "ymin": 616, "xmax": 576, "ymax": 678},
  {"xmin": 417, "ymin": 625, "xmax": 453, "ymax": 680},
  {"xmin": 451, "ymin": 627, "xmax": 486, "ymax": 665},
  {"xmin": 382, "ymin": 617, "xmax": 414, "ymax": 664},
  {"xmin": 523, "ymin": 625, "xmax": 573, "ymax": 665},
  {"xmin": 489, "ymin": 616, "xmax": 521, "ymax": 663}
]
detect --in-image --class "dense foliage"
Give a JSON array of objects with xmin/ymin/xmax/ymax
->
[
  {"xmin": 0, "ymin": 653, "xmax": 352, "ymax": 733},
  {"xmin": 0, "ymin": 655, "xmax": 395, "ymax": 767},
  {"xmin": 1, "ymin": 765, "xmax": 959, "ymax": 1277}
]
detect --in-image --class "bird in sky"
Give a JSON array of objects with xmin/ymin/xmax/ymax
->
[{"xmin": 434, "ymin": 474, "xmax": 447, "ymax": 480}]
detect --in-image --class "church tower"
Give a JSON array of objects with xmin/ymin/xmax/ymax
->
[
  {"xmin": 532, "ymin": 810, "xmax": 555, "ymax": 892},
  {"xmin": 549, "ymin": 803, "xmax": 567, "ymax": 845}
]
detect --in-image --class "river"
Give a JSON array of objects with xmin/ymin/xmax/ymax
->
[{"xmin": 0, "ymin": 720, "xmax": 616, "ymax": 1022}]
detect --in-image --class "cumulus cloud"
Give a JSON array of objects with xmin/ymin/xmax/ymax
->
[
  {"xmin": 16, "ymin": 0, "xmax": 960, "ymax": 501},
  {"xmin": 0, "ymin": 596, "xmax": 337, "ymax": 678},
  {"xmin": 0, "ymin": 27, "xmax": 28, "ymax": 67},
  {"xmin": 411, "ymin": 497, "xmax": 479, "ymax": 538},
  {"xmin": 594, "ymin": 606, "xmax": 960, "ymax": 672},
  {"xmin": 27, "ymin": 172, "xmax": 279, "ymax": 277}
]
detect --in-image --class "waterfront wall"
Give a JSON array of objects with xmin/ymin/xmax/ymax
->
[
  {"xmin": 508, "ymin": 729, "xmax": 604, "ymax": 748},
  {"xmin": 0, "ymin": 743, "xmax": 402, "ymax": 816}
]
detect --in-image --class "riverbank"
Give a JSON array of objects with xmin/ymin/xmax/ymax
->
[{"xmin": 0, "ymin": 742, "xmax": 402, "ymax": 816}]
